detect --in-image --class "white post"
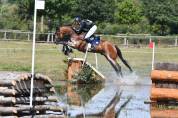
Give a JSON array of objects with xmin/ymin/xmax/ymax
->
[
  {"xmin": 151, "ymin": 42, "xmax": 155, "ymax": 70},
  {"xmin": 30, "ymin": 0, "xmax": 45, "ymax": 107},
  {"xmin": 124, "ymin": 37, "xmax": 127, "ymax": 45},
  {"xmin": 30, "ymin": 0, "xmax": 37, "ymax": 107},
  {"xmin": 95, "ymin": 53, "xmax": 98, "ymax": 69},
  {"xmin": 82, "ymin": 44, "xmax": 89, "ymax": 67},
  {"xmin": 126, "ymin": 39, "xmax": 128, "ymax": 47},
  {"xmin": 51, "ymin": 33, "xmax": 54, "ymax": 42},
  {"xmin": 47, "ymin": 32, "xmax": 50, "ymax": 42},
  {"xmin": 149, "ymin": 37, "xmax": 152, "ymax": 43}
]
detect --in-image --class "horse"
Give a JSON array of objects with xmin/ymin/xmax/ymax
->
[{"xmin": 55, "ymin": 26, "xmax": 133, "ymax": 76}]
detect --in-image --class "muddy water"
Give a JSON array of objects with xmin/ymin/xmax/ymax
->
[{"xmin": 55, "ymin": 72, "xmax": 152, "ymax": 118}]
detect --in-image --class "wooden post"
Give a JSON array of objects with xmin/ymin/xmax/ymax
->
[
  {"xmin": 51, "ymin": 33, "xmax": 54, "ymax": 43},
  {"xmin": 40, "ymin": 15, "xmax": 44, "ymax": 33},
  {"xmin": 175, "ymin": 36, "xmax": 177, "ymax": 46},
  {"xmin": 28, "ymin": 32, "xmax": 30, "ymax": 41},
  {"xmin": 4, "ymin": 31, "xmax": 7, "ymax": 39}
]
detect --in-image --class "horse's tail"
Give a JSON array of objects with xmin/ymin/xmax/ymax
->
[{"xmin": 115, "ymin": 45, "xmax": 133, "ymax": 72}]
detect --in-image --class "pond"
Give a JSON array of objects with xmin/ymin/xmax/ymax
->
[{"xmin": 55, "ymin": 71, "xmax": 152, "ymax": 118}]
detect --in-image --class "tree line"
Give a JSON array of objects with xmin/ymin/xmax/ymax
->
[{"xmin": 0, "ymin": 0, "xmax": 178, "ymax": 35}]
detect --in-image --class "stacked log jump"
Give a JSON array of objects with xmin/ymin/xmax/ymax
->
[
  {"xmin": 150, "ymin": 63, "xmax": 178, "ymax": 117},
  {"xmin": 150, "ymin": 63, "xmax": 178, "ymax": 104},
  {"xmin": 0, "ymin": 72, "xmax": 65, "ymax": 118}
]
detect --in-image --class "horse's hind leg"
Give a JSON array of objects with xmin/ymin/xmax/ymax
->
[
  {"xmin": 105, "ymin": 55, "xmax": 123, "ymax": 77},
  {"xmin": 115, "ymin": 46, "xmax": 133, "ymax": 72},
  {"xmin": 116, "ymin": 62, "xmax": 123, "ymax": 77}
]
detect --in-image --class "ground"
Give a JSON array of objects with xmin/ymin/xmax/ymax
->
[{"xmin": 0, "ymin": 40, "xmax": 178, "ymax": 80}]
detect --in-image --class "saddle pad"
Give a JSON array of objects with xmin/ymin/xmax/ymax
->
[{"xmin": 89, "ymin": 36, "xmax": 100, "ymax": 45}]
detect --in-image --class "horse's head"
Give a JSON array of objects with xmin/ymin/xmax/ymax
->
[{"xmin": 55, "ymin": 26, "xmax": 74, "ymax": 44}]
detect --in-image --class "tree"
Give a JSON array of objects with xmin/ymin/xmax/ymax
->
[
  {"xmin": 71, "ymin": 0, "xmax": 116, "ymax": 22},
  {"xmin": 0, "ymin": 3, "xmax": 25, "ymax": 30},
  {"xmin": 115, "ymin": 0, "xmax": 143, "ymax": 25},
  {"xmin": 16, "ymin": 0, "xmax": 73, "ymax": 22},
  {"xmin": 142, "ymin": 0, "xmax": 178, "ymax": 35}
]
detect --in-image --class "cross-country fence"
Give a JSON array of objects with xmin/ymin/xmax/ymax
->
[{"xmin": 0, "ymin": 29, "xmax": 178, "ymax": 47}]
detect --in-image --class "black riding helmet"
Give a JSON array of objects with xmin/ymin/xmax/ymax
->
[{"xmin": 74, "ymin": 16, "xmax": 81, "ymax": 22}]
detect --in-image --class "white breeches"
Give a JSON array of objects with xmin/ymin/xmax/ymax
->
[{"xmin": 84, "ymin": 25, "xmax": 97, "ymax": 39}]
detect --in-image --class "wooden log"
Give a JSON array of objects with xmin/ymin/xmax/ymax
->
[
  {"xmin": 0, "ymin": 79, "xmax": 16, "ymax": 86},
  {"xmin": 0, "ymin": 95, "xmax": 58, "ymax": 105},
  {"xmin": 0, "ymin": 88, "xmax": 17, "ymax": 96},
  {"xmin": 0, "ymin": 88, "xmax": 53, "ymax": 96},
  {"xmin": 16, "ymin": 105, "xmax": 63, "ymax": 112},
  {"xmin": 19, "ymin": 73, "xmax": 31, "ymax": 81},
  {"xmin": 15, "ymin": 96, "xmax": 58, "ymax": 104},
  {"xmin": 48, "ymin": 96, "xmax": 59, "ymax": 102},
  {"xmin": 0, "ymin": 96, "xmax": 16, "ymax": 104},
  {"xmin": 13, "ymin": 80, "xmax": 46, "ymax": 94},
  {"xmin": 151, "ymin": 70, "xmax": 178, "ymax": 82},
  {"xmin": 16, "ymin": 97, "xmax": 47, "ymax": 104},
  {"xmin": 151, "ymin": 87, "xmax": 178, "ymax": 101},
  {"xmin": 155, "ymin": 62, "xmax": 178, "ymax": 71},
  {"xmin": 0, "ymin": 107, "xmax": 17, "ymax": 114},
  {"xmin": 1, "ymin": 116, "xmax": 18, "ymax": 118},
  {"xmin": 151, "ymin": 109, "xmax": 178, "ymax": 118},
  {"xmin": 35, "ymin": 73, "xmax": 53, "ymax": 84},
  {"xmin": 12, "ymin": 80, "xmax": 53, "ymax": 95},
  {"xmin": 20, "ymin": 115, "xmax": 65, "ymax": 118}
]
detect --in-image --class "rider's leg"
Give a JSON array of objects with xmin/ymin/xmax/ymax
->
[
  {"xmin": 84, "ymin": 25, "xmax": 97, "ymax": 39},
  {"xmin": 84, "ymin": 25, "xmax": 97, "ymax": 50}
]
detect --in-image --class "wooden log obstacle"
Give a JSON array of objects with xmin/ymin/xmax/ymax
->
[
  {"xmin": 0, "ymin": 72, "xmax": 65, "ymax": 117},
  {"xmin": 66, "ymin": 58, "xmax": 105, "ymax": 83},
  {"xmin": 151, "ymin": 63, "xmax": 178, "ymax": 104},
  {"xmin": 150, "ymin": 63, "xmax": 178, "ymax": 117}
]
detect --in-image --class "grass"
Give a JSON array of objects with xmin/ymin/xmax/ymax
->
[{"xmin": 0, "ymin": 40, "xmax": 178, "ymax": 80}]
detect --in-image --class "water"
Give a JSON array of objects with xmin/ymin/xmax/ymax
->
[{"xmin": 55, "ymin": 72, "xmax": 152, "ymax": 118}]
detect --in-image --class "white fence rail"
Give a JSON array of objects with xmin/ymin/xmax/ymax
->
[
  {"xmin": 0, "ymin": 29, "xmax": 178, "ymax": 46},
  {"xmin": 0, "ymin": 30, "xmax": 54, "ymax": 42}
]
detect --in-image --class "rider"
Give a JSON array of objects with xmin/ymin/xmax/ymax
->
[{"xmin": 72, "ymin": 16, "xmax": 97, "ymax": 49}]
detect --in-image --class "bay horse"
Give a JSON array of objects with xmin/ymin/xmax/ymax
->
[{"xmin": 55, "ymin": 26, "xmax": 133, "ymax": 76}]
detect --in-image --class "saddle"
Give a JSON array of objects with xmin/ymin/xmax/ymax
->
[{"xmin": 86, "ymin": 35, "xmax": 100, "ymax": 46}]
